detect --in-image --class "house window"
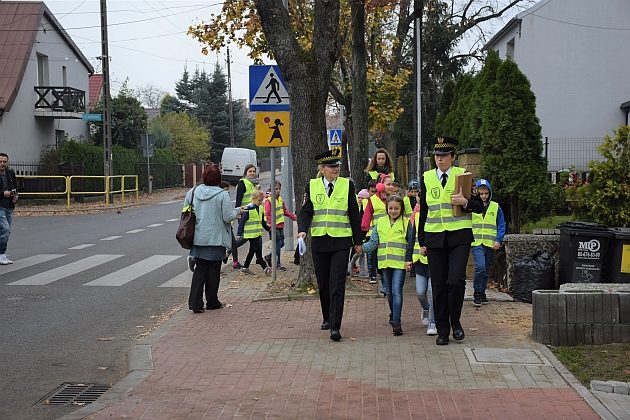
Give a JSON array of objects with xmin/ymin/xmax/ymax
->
[
  {"xmin": 37, "ymin": 53, "xmax": 49, "ymax": 85},
  {"xmin": 62, "ymin": 66, "xmax": 67, "ymax": 87},
  {"xmin": 506, "ymin": 38, "xmax": 515, "ymax": 58},
  {"xmin": 55, "ymin": 129, "xmax": 65, "ymax": 147}
]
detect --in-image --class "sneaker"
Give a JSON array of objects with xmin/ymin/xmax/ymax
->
[
  {"xmin": 421, "ymin": 309, "xmax": 430, "ymax": 326},
  {"xmin": 351, "ymin": 266, "xmax": 360, "ymax": 276},
  {"xmin": 368, "ymin": 276, "xmax": 377, "ymax": 284},
  {"xmin": 0, "ymin": 255, "xmax": 13, "ymax": 265},
  {"xmin": 277, "ymin": 265, "xmax": 287, "ymax": 271},
  {"xmin": 264, "ymin": 254, "xmax": 272, "ymax": 267},
  {"xmin": 241, "ymin": 267, "xmax": 254, "ymax": 275},
  {"xmin": 481, "ymin": 293, "xmax": 489, "ymax": 305},
  {"xmin": 392, "ymin": 324, "xmax": 403, "ymax": 336},
  {"xmin": 427, "ymin": 323, "xmax": 437, "ymax": 336},
  {"xmin": 233, "ymin": 261, "xmax": 242, "ymax": 270},
  {"xmin": 359, "ymin": 271, "xmax": 369, "ymax": 278},
  {"xmin": 473, "ymin": 292, "xmax": 482, "ymax": 307},
  {"xmin": 187, "ymin": 256, "xmax": 196, "ymax": 272},
  {"xmin": 264, "ymin": 267, "xmax": 272, "ymax": 276}
]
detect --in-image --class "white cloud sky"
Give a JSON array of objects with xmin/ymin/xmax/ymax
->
[{"xmin": 40, "ymin": 0, "xmax": 254, "ymax": 100}]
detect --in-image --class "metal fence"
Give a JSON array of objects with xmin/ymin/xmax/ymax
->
[
  {"xmin": 135, "ymin": 163, "xmax": 183, "ymax": 191},
  {"xmin": 544, "ymin": 137, "xmax": 604, "ymax": 174}
]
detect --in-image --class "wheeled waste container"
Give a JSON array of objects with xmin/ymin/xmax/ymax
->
[
  {"xmin": 559, "ymin": 222, "xmax": 613, "ymax": 284},
  {"xmin": 606, "ymin": 227, "xmax": 630, "ymax": 283}
]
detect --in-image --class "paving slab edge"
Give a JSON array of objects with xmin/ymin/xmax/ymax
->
[
  {"xmin": 535, "ymin": 342, "xmax": 617, "ymax": 420},
  {"xmin": 58, "ymin": 307, "xmax": 190, "ymax": 420}
]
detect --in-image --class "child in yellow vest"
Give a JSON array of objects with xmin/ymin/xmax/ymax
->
[
  {"xmin": 236, "ymin": 191, "xmax": 271, "ymax": 276},
  {"xmin": 362, "ymin": 195, "xmax": 413, "ymax": 336}
]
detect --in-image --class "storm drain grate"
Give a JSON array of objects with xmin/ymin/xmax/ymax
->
[{"xmin": 40, "ymin": 383, "xmax": 111, "ymax": 406}]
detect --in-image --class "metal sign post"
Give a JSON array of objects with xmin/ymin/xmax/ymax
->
[{"xmin": 269, "ymin": 148, "xmax": 277, "ymax": 281}]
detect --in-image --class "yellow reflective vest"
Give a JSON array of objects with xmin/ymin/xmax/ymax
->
[
  {"xmin": 243, "ymin": 206, "xmax": 263, "ymax": 239},
  {"xmin": 369, "ymin": 170, "xmax": 395, "ymax": 181},
  {"xmin": 403, "ymin": 196, "xmax": 413, "ymax": 216},
  {"xmin": 472, "ymin": 201, "xmax": 499, "ymax": 247},
  {"xmin": 309, "ymin": 177, "xmax": 352, "ymax": 237},
  {"xmin": 266, "ymin": 196, "xmax": 284, "ymax": 225},
  {"xmin": 376, "ymin": 216, "xmax": 408, "ymax": 269},
  {"xmin": 422, "ymin": 167, "xmax": 472, "ymax": 233},
  {"xmin": 240, "ymin": 177, "xmax": 255, "ymax": 204},
  {"xmin": 367, "ymin": 194, "xmax": 387, "ymax": 237},
  {"xmin": 412, "ymin": 212, "xmax": 429, "ymax": 264}
]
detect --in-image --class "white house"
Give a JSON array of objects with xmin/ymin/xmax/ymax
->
[
  {"xmin": 484, "ymin": 0, "xmax": 630, "ymax": 172},
  {"xmin": 0, "ymin": 1, "xmax": 94, "ymax": 162}
]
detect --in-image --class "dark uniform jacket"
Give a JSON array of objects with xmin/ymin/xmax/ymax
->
[
  {"xmin": 0, "ymin": 168, "xmax": 17, "ymax": 209},
  {"xmin": 417, "ymin": 170, "xmax": 484, "ymax": 248},
  {"xmin": 297, "ymin": 178, "xmax": 363, "ymax": 252}
]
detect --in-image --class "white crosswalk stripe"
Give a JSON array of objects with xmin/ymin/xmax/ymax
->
[
  {"xmin": 101, "ymin": 236, "xmax": 122, "ymax": 241},
  {"xmin": 84, "ymin": 255, "xmax": 181, "ymax": 286},
  {"xmin": 0, "ymin": 254, "xmax": 66, "ymax": 274},
  {"xmin": 146, "ymin": 223, "xmax": 163, "ymax": 227},
  {"xmin": 165, "ymin": 218, "xmax": 179, "ymax": 222},
  {"xmin": 7, "ymin": 254, "xmax": 123, "ymax": 286},
  {"xmin": 68, "ymin": 244, "xmax": 94, "ymax": 250},
  {"xmin": 125, "ymin": 229, "xmax": 144, "ymax": 234},
  {"xmin": 159, "ymin": 270, "xmax": 190, "ymax": 288}
]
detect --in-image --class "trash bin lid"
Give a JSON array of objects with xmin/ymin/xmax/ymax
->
[
  {"xmin": 559, "ymin": 221, "xmax": 614, "ymax": 236},
  {"xmin": 609, "ymin": 227, "xmax": 630, "ymax": 240}
]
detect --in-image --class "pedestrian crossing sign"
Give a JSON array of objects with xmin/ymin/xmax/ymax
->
[
  {"xmin": 327, "ymin": 129, "xmax": 342, "ymax": 147},
  {"xmin": 249, "ymin": 65, "xmax": 290, "ymax": 111},
  {"xmin": 255, "ymin": 112, "xmax": 290, "ymax": 148},
  {"xmin": 330, "ymin": 146, "xmax": 343, "ymax": 158}
]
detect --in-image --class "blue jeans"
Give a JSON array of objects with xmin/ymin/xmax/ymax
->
[
  {"xmin": 381, "ymin": 268, "xmax": 406, "ymax": 325},
  {"xmin": 472, "ymin": 245, "xmax": 494, "ymax": 293},
  {"xmin": 414, "ymin": 262, "xmax": 435, "ymax": 324},
  {"xmin": 0, "ymin": 207, "xmax": 13, "ymax": 254}
]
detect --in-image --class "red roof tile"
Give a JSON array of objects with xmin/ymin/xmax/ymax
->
[{"xmin": 88, "ymin": 74, "xmax": 103, "ymax": 111}]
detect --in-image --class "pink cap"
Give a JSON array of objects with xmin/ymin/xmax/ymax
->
[{"xmin": 357, "ymin": 189, "xmax": 370, "ymax": 199}]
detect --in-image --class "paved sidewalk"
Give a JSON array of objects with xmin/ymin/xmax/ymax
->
[{"xmin": 68, "ymin": 267, "xmax": 614, "ymax": 419}]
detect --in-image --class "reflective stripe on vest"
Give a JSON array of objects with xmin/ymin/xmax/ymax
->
[
  {"xmin": 266, "ymin": 196, "xmax": 284, "ymax": 225},
  {"xmin": 412, "ymin": 212, "xmax": 428, "ymax": 264},
  {"xmin": 243, "ymin": 207, "xmax": 263, "ymax": 239},
  {"xmin": 309, "ymin": 177, "xmax": 352, "ymax": 237},
  {"xmin": 376, "ymin": 216, "xmax": 408, "ymax": 269},
  {"xmin": 367, "ymin": 194, "xmax": 387, "ymax": 237},
  {"xmin": 472, "ymin": 201, "xmax": 499, "ymax": 247},
  {"xmin": 241, "ymin": 178, "xmax": 255, "ymax": 204},
  {"xmin": 369, "ymin": 170, "xmax": 395, "ymax": 181},
  {"xmin": 423, "ymin": 167, "xmax": 472, "ymax": 232}
]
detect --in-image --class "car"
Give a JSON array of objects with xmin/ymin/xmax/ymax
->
[{"xmin": 220, "ymin": 147, "xmax": 258, "ymax": 184}]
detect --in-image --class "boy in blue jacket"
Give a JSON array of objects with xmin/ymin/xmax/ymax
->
[{"xmin": 471, "ymin": 179, "xmax": 506, "ymax": 306}]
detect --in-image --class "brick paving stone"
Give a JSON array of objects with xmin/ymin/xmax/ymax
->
[{"xmin": 84, "ymin": 264, "xmax": 604, "ymax": 420}]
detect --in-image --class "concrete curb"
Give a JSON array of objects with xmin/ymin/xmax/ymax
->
[
  {"xmin": 536, "ymin": 343, "xmax": 616, "ymax": 420},
  {"xmin": 59, "ymin": 307, "xmax": 190, "ymax": 419}
]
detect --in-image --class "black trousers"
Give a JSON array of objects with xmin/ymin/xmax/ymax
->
[
  {"xmin": 312, "ymin": 248, "xmax": 350, "ymax": 330},
  {"xmin": 244, "ymin": 237, "xmax": 267, "ymax": 269},
  {"xmin": 189, "ymin": 258, "xmax": 222, "ymax": 310},
  {"xmin": 427, "ymin": 243, "xmax": 470, "ymax": 337}
]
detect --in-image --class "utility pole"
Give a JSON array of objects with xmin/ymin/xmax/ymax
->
[
  {"xmin": 100, "ymin": 0, "xmax": 112, "ymax": 186},
  {"xmin": 226, "ymin": 46, "xmax": 235, "ymax": 147},
  {"xmin": 414, "ymin": 0, "xmax": 424, "ymax": 180}
]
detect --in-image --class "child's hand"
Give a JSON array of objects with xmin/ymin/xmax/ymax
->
[
  {"xmin": 493, "ymin": 241, "xmax": 501, "ymax": 250},
  {"xmin": 420, "ymin": 246, "xmax": 427, "ymax": 256},
  {"xmin": 354, "ymin": 245, "xmax": 363, "ymax": 255},
  {"xmin": 405, "ymin": 262, "xmax": 412, "ymax": 272},
  {"xmin": 236, "ymin": 236, "xmax": 242, "ymax": 241}
]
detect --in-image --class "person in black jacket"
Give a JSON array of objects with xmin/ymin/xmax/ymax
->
[
  {"xmin": 0, "ymin": 152, "xmax": 19, "ymax": 265},
  {"xmin": 416, "ymin": 137, "xmax": 484, "ymax": 345},
  {"xmin": 297, "ymin": 150, "xmax": 363, "ymax": 341}
]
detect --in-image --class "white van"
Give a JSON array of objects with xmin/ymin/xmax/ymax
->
[{"xmin": 220, "ymin": 147, "xmax": 258, "ymax": 183}]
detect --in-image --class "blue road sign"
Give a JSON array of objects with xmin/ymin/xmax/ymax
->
[
  {"xmin": 82, "ymin": 113, "xmax": 103, "ymax": 122},
  {"xmin": 249, "ymin": 65, "xmax": 290, "ymax": 111},
  {"xmin": 328, "ymin": 129, "xmax": 343, "ymax": 147}
]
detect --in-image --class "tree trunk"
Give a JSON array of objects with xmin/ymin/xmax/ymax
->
[
  {"xmin": 510, "ymin": 195, "xmax": 520, "ymax": 234},
  {"xmin": 350, "ymin": 0, "xmax": 369, "ymax": 190},
  {"xmin": 254, "ymin": 0, "xmax": 341, "ymax": 286}
]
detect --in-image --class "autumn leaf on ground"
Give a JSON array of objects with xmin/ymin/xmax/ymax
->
[
  {"xmin": 226, "ymin": 304, "xmax": 233, "ymax": 308},
  {"xmin": 307, "ymin": 288, "xmax": 316, "ymax": 294}
]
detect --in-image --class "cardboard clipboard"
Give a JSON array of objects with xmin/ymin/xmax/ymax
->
[{"xmin": 452, "ymin": 172, "xmax": 473, "ymax": 217}]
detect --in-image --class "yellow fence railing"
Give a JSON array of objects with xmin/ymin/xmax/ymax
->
[{"xmin": 16, "ymin": 175, "xmax": 139, "ymax": 209}]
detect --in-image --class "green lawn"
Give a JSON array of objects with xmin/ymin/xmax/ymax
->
[
  {"xmin": 520, "ymin": 215, "xmax": 574, "ymax": 233},
  {"xmin": 550, "ymin": 343, "xmax": 630, "ymax": 386}
]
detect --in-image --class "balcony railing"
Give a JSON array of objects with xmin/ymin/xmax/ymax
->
[{"xmin": 34, "ymin": 86, "xmax": 85, "ymax": 113}]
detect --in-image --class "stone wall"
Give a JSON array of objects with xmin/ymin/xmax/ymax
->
[
  {"xmin": 532, "ymin": 289, "xmax": 630, "ymax": 345},
  {"xmin": 456, "ymin": 148, "xmax": 481, "ymax": 178}
]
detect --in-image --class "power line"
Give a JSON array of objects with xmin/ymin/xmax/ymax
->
[
  {"xmin": 527, "ymin": 12, "xmax": 630, "ymax": 31},
  {"xmin": 56, "ymin": 0, "xmax": 88, "ymax": 19}
]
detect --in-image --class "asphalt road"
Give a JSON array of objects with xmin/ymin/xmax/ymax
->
[{"xmin": 0, "ymin": 198, "xmax": 191, "ymax": 419}]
